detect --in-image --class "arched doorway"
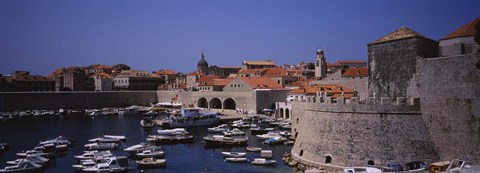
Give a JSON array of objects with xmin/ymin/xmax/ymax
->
[
  {"xmin": 210, "ymin": 98, "xmax": 222, "ymax": 109},
  {"xmin": 223, "ymin": 98, "xmax": 236, "ymax": 110},
  {"xmin": 325, "ymin": 156, "xmax": 332, "ymax": 164},
  {"xmin": 368, "ymin": 160, "xmax": 375, "ymax": 166},
  {"xmin": 279, "ymin": 108, "xmax": 284, "ymax": 119},
  {"xmin": 198, "ymin": 97, "xmax": 208, "ymax": 108},
  {"xmin": 285, "ymin": 108, "xmax": 290, "ymax": 119}
]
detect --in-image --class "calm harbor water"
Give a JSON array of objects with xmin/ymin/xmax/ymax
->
[{"xmin": 0, "ymin": 114, "xmax": 294, "ymax": 173}]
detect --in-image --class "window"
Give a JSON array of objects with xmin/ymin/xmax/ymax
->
[{"xmin": 299, "ymin": 149, "xmax": 304, "ymax": 156}]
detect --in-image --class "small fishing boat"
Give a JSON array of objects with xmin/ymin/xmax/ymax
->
[
  {"xmin": 74, "ymin": 150, "xmax": 113, "ymax": 160},
  {"xmin": 221, "ymin": 152, "xmax": 247, "ymax": 158},
  {"xmin": 84, "ymin": 143, "xmax": 118, "ymax": 151},
  {"xmin": 246, "ymin": 147, "xmax": 262, "ymax": 152},
  {"xmin": 135, "ymin": 157, "xmax": 166, "ymax": 168},
  {"xmin": 135, "ymin": 149, "xmax": 164, "ymax": 158},
  {"xmin": 88, "ymin": 137, "xmax": 121, "ymax": 143},
  {"xmin": 225, "ymin": 157, "xmax": 248, "ymax": 162},
  {"xmin": 251, "ymin": 158, "xmax": 276, "ymax": 166},
  {"xmin": 103, "ymin": 135, "xmax": 126, "ymax": 141}
]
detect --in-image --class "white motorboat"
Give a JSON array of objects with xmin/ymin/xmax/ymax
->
[
  {"xmin": 146, "ymin": 133, "xmax": 194, "ymax": 144},
  {"xmin": 207, "ymin": 124, "xmax": 229, "ymax": 133},
  {"xmin": 88, "ymin": 137, "xmax": 121, "ymax": 143},
  {"xmin": 225, "ymin": 157, "xmax": 248, "ymax": 162},
  {"xmin": 157, "ymin": 128, "xmax": 187, "ymax": 135},
  {"xmin": 38, "ymin": 136, "xmax": 72, "ymax": 147},
  {"xmin": 203, "ymin": 134, "xmax": 248, "ymax": 146},
  {"xmin": 246, "ymin": 147, "xmax": 262, "ymax": 152},
  {"xmin": 135, "ymin": 149, "xmax": 164, "ymax": 158},
  {"xmin": 264, "ymin": 136, "xmax": 287, "ymax": 145},
  {"xmin": 74, "ymin": 150, "xmax": 113, "ymax": 160},
  {"xmin": 251, "ymin": 158, "xmax": 276, "ymax": 166},
  {"xmin": 0, "ymin": 159, "xmax": 42, "ymax": 173},
  {"xmin": 103, "ymin": 135, "xmax": 126, "ymax": 141},
  {"xmin": 221, "ymin": 152, "xmax": 246, "ymax": 158},
  {"xmin": 72, "ymin": 157, "xmax": 110, "ymax": 171},
  {"xmin": 7, "ymin": 155, "xmax": 49, "ymax": 165},
  {"xmin": 84, "ymin": 143, "xmax": 118, "ymax": 150},
  {"xmin": 118, "ymin": 105, "xmax": 139, "ymax": 116},
  {"xmin": 124, "ymin": 142, "xmax": 160, "ymax": 153},
  {"xmin": 158, "ymin": 108, "xmax": 220, "ymax": 128},
  {"xmin": 223, "ymin": 128, "xmax": 245, "ymax": 137},
  {"xmin": 81, "ymin": 156, "xmax": 129, "ymax": 172},
  {"xmin": 256, "ymin": 131, "xmax": 282, "ymax": 140},
  {"xmin": 343, "ymin": 167, "xmax": 382, "ymax": 173},
  {"xmin": 135, "ymin": 157, "xmax": 166, "ymax": 168},
  {"xmin": 16, "ymin": 147, "xmax": 54, "ymax": 158}
]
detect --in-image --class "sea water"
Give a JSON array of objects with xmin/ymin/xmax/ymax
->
[{"xmin": 0, "ymin": 114, "xmax": 294, "ymax": 173}]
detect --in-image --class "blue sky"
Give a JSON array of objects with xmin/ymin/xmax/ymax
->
[{"xmin": 0, "ymin": 0, "xmax": 478, "ymax": 75}]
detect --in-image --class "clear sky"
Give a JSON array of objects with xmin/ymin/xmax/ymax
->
[{"xmin": 0, "ymin": 0, "xmax": 478, "ymax": 75}]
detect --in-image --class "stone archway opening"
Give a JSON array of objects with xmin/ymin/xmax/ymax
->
[
  {"xmin": 210, "ymin": 98, "xmax": 222, "ymax": 109},
  {"xmin": 279, "ymin": 108, "xmax": 284, "ymax": 119},
  {"xmin": 223, "ymin": 98, "xmax": 236, "ymax": 110},
  {"xmin": 285, "ymin": 108, "xmax": 290, "ymax": 119},
  {"xmin": 368, "ymin": 160, "xmax": 375, "ymax": 166},
  {"xmin": 198, "ymin": 97, "xmax": 208, "ymax": 108},
  {"xmin": 325, "ymin": 156, "xmax": 332, "ymax": 164}
]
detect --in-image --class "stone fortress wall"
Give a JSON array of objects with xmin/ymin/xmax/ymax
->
[
  {"xmin": 0, "ymin": 91, "xmax": 158, "ymax": 111},
  {"xmin": 291, "ymin": 27, "xmax": 480, "ymax": 169},
  {"xmin": 291, "ymin": 95, "xmax": 440, "ymax": 169}
]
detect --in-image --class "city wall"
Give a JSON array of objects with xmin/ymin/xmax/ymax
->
[
  {"xmin": 416, "ymin": 53, "xmax": 480, "ymax": 163},
  {"xmin": 0, "ymin": 91, "xmax": 158, "ymax": 111},
  {"xmin": 291, "ymin": 97, "xmax": 439, "ymax": 169}
]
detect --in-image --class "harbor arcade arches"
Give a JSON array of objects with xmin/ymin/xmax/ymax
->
[
  {"xmin": 223, "ymin": 98, "xmax": 236, "ymax": 110},
  {"xmin": 198, "ymin": 97, "xmax": 208, "ymax": 108},
  {"xmin": 209, "ymin": 98, "xmax": 222, "ymax": 109}
]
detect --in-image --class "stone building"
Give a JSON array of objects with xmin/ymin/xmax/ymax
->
[
  {"xmin": 368, "ymin": 26, "xmax": 439, "ymax": 99},
  {"xmin": 113, "ymin": 70, "xmax": 164, "ymax": 90},
  {"xmin": 242, "ymin": 60, "xmax": 276, "ymax": 69},
  {"xmin": 0, "ymin": 71, "xmax": 55, "ymax": 92},
  {"xmin": 440, "ymin": 17, "xmax": 479, "ymax": 56},
  {"xmin": 93, "ymin": 72, "xmax": 113, "ymax": 91}
]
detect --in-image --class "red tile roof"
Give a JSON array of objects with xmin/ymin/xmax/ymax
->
[
  {"xmin": 238, "ymin": 77, "xmax": 283, "ymax": 89},
  {"xmin": 155, "ymin": 69, "xmax": 177, "ymax": 75},
  {"xmin": 197, "ymin": 75, "xmax": 221, "ymax": 84},
  {"xmin": 342, "ymin": 68, "xmax": 368, "ymax": 77},
  {"xmin": 93, "ymin": 72, "xmax": 112, "ymax": 78},
  {"xmin": 289, "ymin": 84, "xmax": 355, "ymax": 98},
  {"xmin": 440, "ymin": 17, "xmax": 479, "ymax": 40},
  {"xmin": 95, "ymin": 65, "xmax": 112, "ymax": 69}
]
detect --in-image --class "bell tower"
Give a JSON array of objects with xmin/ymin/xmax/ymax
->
[{"xmin": 314, "ymin": 49, "xmax": 327, "ymax": 78}]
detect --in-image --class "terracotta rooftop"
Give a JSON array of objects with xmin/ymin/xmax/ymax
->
[
  {"xmin": 342, "ymin": 67, "xmax": 369, "ymax": 77},
  {"xmin": 440, "ymin": 17, "xmax": 479, "ymax": 41},
  {"xmin": 243, "ymin": 60, "xmax": 276, "ymax": 66},
  {"xmin": 155, "ymin": 69, "xmax": 177, "ymax": 75},
  {"xmin": 262, "ymin": 68, "xmax": 292, "ymax": 77},
  {"xmin": 94, "ymin": 65, "xmax": 112, "ymax": 69},
  {"xmin": 238, "ymin": 77, "xmax": 283, "ymax": 89},
  {"xmin": 289, "ymin": 84, "xmax": 355, "ymax": 98},
  {"xmin": 369, "ymin": 26, "xmax": 434, "ymax": 45},
  {"xmin": 197, "ymin": 75, "xmax": 221, "ymax": 84},
  {"xmin": 93, "ymin": 72, "xmax": 112, "ymax": 78}
]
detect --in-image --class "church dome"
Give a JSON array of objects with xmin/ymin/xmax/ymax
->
[
  {"xmin": 302, "ymin": 69, "xmax": 314, "ymax": 76},
  {"xmin": 197, "ymin": 53, "xmax": 208, "ymax": 67}
]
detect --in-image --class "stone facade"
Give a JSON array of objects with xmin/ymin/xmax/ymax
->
[{"xmin": 368, "ymin": 37, "xmax": 438, "ymax": 99}]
